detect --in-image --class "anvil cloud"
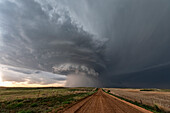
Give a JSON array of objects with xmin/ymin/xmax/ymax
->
[{"xmin": 0, "ymin": 0, "xmax": 170, "ymax": 88}]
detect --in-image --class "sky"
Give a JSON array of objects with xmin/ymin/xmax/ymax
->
[{"xmin": 0, "ymin": 0, "xmax": 170, "ymax": 88}]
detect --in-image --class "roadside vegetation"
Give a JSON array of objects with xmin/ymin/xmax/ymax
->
[
  {"xmin": 140, "ymin": 89, "xmax": 170, "ymax": 92},
  {"xmin": 0, "ymin": 87, "xmax": 97, "ymax": 113},
  {"xmin": 103, "ymin": 88, "xmax": 170, "ymax": 113}
]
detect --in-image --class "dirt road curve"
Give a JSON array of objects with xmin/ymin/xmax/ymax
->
[{"xmin": 63, "ymin": 89, "xmax": 152, "ymax": 113}]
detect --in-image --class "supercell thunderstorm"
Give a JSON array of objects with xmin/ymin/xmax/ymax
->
[{"xmin": 0, "ymin": 0, "xmax": 170, "ymax": 88}]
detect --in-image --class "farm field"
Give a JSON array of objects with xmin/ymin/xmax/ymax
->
[
  {"xmin": 0, "ymin": 87, "xmax": 96, "ymax": 113},
  {"xmin": 104, "ymin": 88, "xmax": 170, "ymax": 113}
]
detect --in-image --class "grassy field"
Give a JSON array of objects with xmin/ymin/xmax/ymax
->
[
  {"xmin": 104, "ymin": 88, "xmax": 170, "ymax": 113},
  {"xmin": 0, "ymin": 87, "xmax": 96, "ymax": 113}
]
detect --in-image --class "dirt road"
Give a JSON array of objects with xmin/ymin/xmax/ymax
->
[{"xmin": 63, "ymin": 89, "xmax": 152, "ymax": 113}]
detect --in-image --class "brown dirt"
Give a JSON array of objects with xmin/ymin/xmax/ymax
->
[{"xmin": 63, "ymin": 89, "xmax": 152, "ymax": 113}]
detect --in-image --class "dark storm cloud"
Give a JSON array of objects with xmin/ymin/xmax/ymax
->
[
  {"xmin": 0, "ymin": 0, "xmax": 105, "ymax": 71},
  {"xmin": 0, "ymin": 0, "xmax": 105, "ymax": 86},
  {"xmin": 1, "ymin": 0, "xmax": 170, "ymax": 88}
]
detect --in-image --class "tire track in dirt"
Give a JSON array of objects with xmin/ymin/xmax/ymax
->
[{"xmin": 63, "ymin": 89, "xmax": 152, "ymax": 113}]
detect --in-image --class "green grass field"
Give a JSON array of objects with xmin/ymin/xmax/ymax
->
[{"xmin": 0, "ymin": 87, "xmax": 96, "ymax": 113}]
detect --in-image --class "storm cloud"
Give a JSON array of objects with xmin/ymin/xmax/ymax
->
[
  {"xmin": 0, "ymin": 64, "xmax": 66, "ymax": 86},
  {"xmin": 0, "ymin": 0, "xmax": 170, "ymax": 88}
]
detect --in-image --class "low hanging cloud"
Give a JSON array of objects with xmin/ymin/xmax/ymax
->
[
  {"xmin": 53, "ymin": 63, "xmax": 99, "ymax": 77},
  {"xmin": 53, "ymin": 63, "xmax": 100, "ymax": 87},
  {"xmin": 0, "ymin": 64, "xmax": 66, "ymax": 86},
  {"xmin": 0, "ymin": 0, "xmax": 170, "ymax": 88}
]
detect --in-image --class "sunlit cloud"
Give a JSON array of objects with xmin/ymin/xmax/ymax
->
[
  {"xmin": 0, "ymin": 71, "xmax": 4, "ymax": 86},
  {"xmin": 0, "ymin": 70, "xmax": 11, "ymax": 86},
  {"xmin": 0, "ymin": 64, "xmax": 66, "ymax": 87}
]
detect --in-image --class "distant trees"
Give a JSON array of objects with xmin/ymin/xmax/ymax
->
[{"xmin": 107, "ymin": 90, "xmax": 110, "ymax": 93}]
